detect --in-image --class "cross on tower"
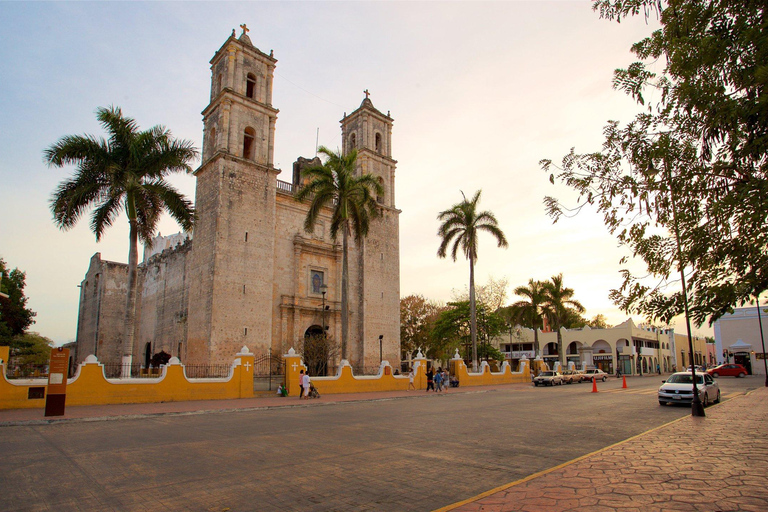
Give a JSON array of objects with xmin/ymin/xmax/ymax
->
[
  {"xmin": 240, "ymin": 24, "xmax": 249, "ymax": 36},
  {"xmin": 364, "ymin": 89, "xmax": 370, "ymax": 99}
]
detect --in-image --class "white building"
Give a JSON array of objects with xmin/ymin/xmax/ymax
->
[
  {"xmin": 495, "ymin": 318, "xmax": 709, "ymax": 375},
  {"xmin": 713, "ymin": 304, "xmax": 768, "ymax": 376}
]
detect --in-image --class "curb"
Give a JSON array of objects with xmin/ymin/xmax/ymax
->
[{"xmin": 433, "ymin": 391, "xmax": 748, "ymax": 512}]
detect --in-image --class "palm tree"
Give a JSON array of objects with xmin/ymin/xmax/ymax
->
[
  {"xmin": 508, "ymin": 279, "xmax": 547, "ymax": 357},
  {"xmin": 46, "ymin": 106, "xmax": 197, "ymax": 376},
  {"xmin": 437, "ymin": 190, "xmax": 508, "ymax": 371},
  {"xmin": 295, "ymin": 145, "xmax": 383, "ymax": 361},
  {"xmin": 542, "ymin": 273, "xmax": 585, "ymax": 367}
]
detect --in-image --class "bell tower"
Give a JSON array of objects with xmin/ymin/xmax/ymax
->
[
  {"xmin": 186, "ymin": 27, "xmax": 280, "ymax": 364},
  {"xmin": 340, "ymin": 93, "xmax": 401, "ymax": 368}
]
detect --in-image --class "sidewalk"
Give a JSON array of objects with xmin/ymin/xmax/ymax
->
[
  {"xmin": 439, "ymin": 386, "xmax": 768, "ymax": 512},
  {"xmin": 0, "ymin": 383, "xmax": 514, "ymax": 426}
]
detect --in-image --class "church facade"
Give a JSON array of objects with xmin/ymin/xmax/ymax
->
[{"xmin": 74, "ymin": 29, "xmax": 401, "ymax": 370}]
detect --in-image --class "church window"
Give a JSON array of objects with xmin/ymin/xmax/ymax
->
[
  {"xmin": 177, "ymin": 342, "xmax": 182, "ymax": 359},
  {"xmin": 244, "ymin": 327, "xmax": 248, "ymax": 336},
  {"xmin": 217, "ymin": 74, "xmax": 223, "ymax": 94},
  {"xmin": 245, "ymin": 232, "xmax": 248, "ymax": 242},
  {"xmin": 209, "ymin": 127, "xmax": 216, "ymax": 151},
  {"xmin": 375, "ymin": 133, "xmax": 382, "ymax": 153},
  {"xmin": 246, "ymin": 73, "xmax": 256, "ymax": 99},
  {"xmin": 349, "ymin": 133, "xmax": 357, "ymax": 151},
  {"xmin": 243, "ymin": 127, "xmax": 255, "ymax": 159}
]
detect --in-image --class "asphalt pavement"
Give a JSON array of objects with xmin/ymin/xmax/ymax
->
[{"xmin": 0, "ymin": 376, "xmax": 764, "ymax": 512}]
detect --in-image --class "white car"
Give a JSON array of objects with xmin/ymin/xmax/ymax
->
[
  {"xmin": 658, "ymin": 372, "xmax": 720, "ymax": 407},
  {"xmin": 533, "ymin": 371, "xmax": 563, "ymax": 386},
  {"xmin": 582, "ymin": 369, "xmax": 608, "ymax": 382}
]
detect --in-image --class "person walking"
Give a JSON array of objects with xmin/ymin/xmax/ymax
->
[
  {"xmin": 442, "ymin": 368, "xmax": 449, "ymax": 391},
  {"xmin": 302, "ymin": 371, "xmax": 311, "ymax": 399},
  {"xmin": 299, "ymin": 369, "xmax": 305, "ymax": 399},
  {"xmin": 407, "ymin": 368, "xmax": 416, "ymax": 391},
  {"xmin": 426, "ymin": 368, "xmax": 435, "ymax": 392},
  {"xmin": 434, "ymin": 367, "xmax": 444, "ymax": 392}
]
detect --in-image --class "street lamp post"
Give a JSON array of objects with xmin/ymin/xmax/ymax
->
[
  {"xmin": 320, "ymin": 284, "xmax": 328, "ymax": 335},
  {"xmin": 379, "ymin": 335, "xmax": 383, "ymax": 363}
]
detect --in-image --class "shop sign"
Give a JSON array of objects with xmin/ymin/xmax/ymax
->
[
  {"xmin": 593, "ymin": 355, "xmax": 613, "ymax": 361},
  {"xmin": 756, "ymin": 353, "xmax": 767, "ymax": 360}
]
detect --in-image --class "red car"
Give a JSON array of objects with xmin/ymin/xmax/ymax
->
[{"xmin": 707, "ymin": 364, "xmax": 748, "ymax": 378}]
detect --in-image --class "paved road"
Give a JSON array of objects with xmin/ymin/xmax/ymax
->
[{"xmin": 0, "ymin": 376, "xmax": 757, "ymax": 512}]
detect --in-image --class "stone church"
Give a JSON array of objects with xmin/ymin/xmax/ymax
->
[{"xmin": 74, "ymin": 28, "xmax": 401, "ymax": 370}]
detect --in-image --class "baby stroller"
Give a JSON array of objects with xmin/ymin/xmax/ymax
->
[{"xmin": 309, "ymin": 383, "xmax": 321, "ymax": 399}]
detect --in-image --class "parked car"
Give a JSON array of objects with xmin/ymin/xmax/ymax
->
[
  {"xmin": 658, "ymin": 372, "xmax": 720, "ymax": 407},
  {"xmin": 581, "ymin": 369, "xmax": 608, "ymax": 382},
  {"xmin": 560, "ymin": 369, "xmax": 579, "ymax": 384},
  {"xmin": 533, "ymin": 371, "xmax": 563, "ymax": 386},
  {"xmin": 707, "ymin": 364, "xmax": 748, "ymax": 378}
]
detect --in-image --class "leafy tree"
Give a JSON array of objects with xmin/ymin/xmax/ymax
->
[
  {"xmin": 0, "ymin": 258, "xmax": 36, "ymax": 345},
  {"xmin": 431, "ymin": 301, "xmax": 506, "ymax": 363},
  {"xmin": 400, "ymin": 295, "xmax": 442, "ymax": 359},
  {"xmin": 587, "ymin": 314, "xmax": 611, "ymax": 329},
  {"xmin": 542, "ymin": 274, "xmax": 585, "ymax": 365},
  {"xmin": 543, "ymin": 1, "xmax": 768, "ymax": 326},
  {"xmin": 10, "ymin": 332, "xmax": 54, "ymax": 367},
  {"xmin": 150, "ymin": 350, "xmax": 171, "ymax": 368},
  {"xmin": 46, "ymin": 106, "xmax": 197, "ymax": 373},
  {"xmin": 437, "ymin": 190, "xmax": 508, "ymax": 371},
  {"xmin": 453, "ymin": 275, "xmax": 510, "ymax": 312},
  {"xmin": 477, "ymin": 343, "xmax": 506, "ymax": 364},
  {"xmin": 296, "ymin": 145, "xmax": 383, "ymax": 361},
  {"xmin": 301, "ymin": 334, "xmax": 340, "ymax": 376}
]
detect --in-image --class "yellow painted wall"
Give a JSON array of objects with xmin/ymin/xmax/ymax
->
[
  {"xmin": 0, "ymin": 351, "xmax": 255, "ymax": 410},
  {"xmin": 284, "ymin": 353, "xmax": 529, "ymax": 396},
  {"xmin": 449, "ymin": 359, "xmax": 531, "ymax": 387},
  {"xmin": 0, "ymin": 346, "xmax": 9, "ymax": 364}
]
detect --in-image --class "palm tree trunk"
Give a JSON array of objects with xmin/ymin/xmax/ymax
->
[
  {"xmin": 557, "ymin": 327, "xmax": 564, "ymax": 369},
  {"xmin": 469, "ymin": 254, "xmax": 478, "ymax": 372},
  {"xmin": 341, "ymin": 222, "xmax": 349, "ymax": 361},
  {"xmin": 122, "ymin": 198, "xmax": 139, "ymax": 378}
]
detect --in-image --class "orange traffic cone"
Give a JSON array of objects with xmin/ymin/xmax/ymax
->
[
  {"xmin": 591, "ymin": 377, "xmax": 598, "ymax": 393},
  {"xmin": 622, "ymin": 375, "xmax": 627, "ymax": 388}
]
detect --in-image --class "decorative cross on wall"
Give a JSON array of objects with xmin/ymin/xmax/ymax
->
[
  {"xmin": 244, "ymin": 361, "xmax": 252, "ymax": 372},
  {"xmin": 292, "ymin": 362, "xmax": 298, "ymax": 371}
]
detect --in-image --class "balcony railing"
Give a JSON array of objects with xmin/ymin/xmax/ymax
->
[{"xmin": 276, "ymin": 180, "xmax": 294, "ymax": 194}]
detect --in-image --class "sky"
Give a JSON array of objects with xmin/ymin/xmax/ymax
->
[{"xmin": 0, "ymin": 1, "xmax": 714, "ymax": 345}]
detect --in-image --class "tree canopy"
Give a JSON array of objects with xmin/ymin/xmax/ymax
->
[
  {"xmin": 400, "ymin": 294, "xmax": 442, "ymax": 359},
  {"xmin": 0, "ymin": 258, "xmax": 36, "ymax": 345},
  {"xmin": 46, "ymin": 106, "xmax": 197, "ymax": 370},
  {"xmin": 542, "ymin": 0, "xmax": 768, "ymax": 326},
  {"xmin": 437, "ymin": 190, "xmax": 508, "ymax": 370}
]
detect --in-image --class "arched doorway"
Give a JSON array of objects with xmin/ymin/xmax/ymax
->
[
  {"xmin": 592, "ymin": 340, "xmax": 613, "ymax": 374},
  {"xmin": 566, "ymin": 341, "xmax": 582, "ymax": 369},
  {"xmin": 304, "ymin": 325, "xmax": 329, "ymax": 376},
  {"xmin": 543, "ymin": 342, "xmax": 559, "ymax": 370}
]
